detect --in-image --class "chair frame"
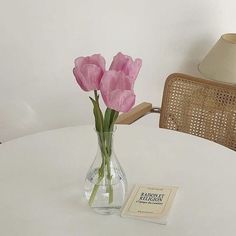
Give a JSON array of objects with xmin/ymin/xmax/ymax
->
[{"xmin": 116, "ymin": 73, "xmax": 236, "ymax": 151}]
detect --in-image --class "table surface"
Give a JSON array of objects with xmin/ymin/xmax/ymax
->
[{"xmin": 0, "ymin": 125, "xmax": 235, "ymax": 236}]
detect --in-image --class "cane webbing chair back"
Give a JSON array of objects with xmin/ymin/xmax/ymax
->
[{"xmin": 160, "ymin": 73, "xmax": 236, "ymax": 151}]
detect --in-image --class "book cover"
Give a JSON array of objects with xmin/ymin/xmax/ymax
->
[{"xmin": 121, "ymin": 184, "xmax": 178, "ymax": 224}]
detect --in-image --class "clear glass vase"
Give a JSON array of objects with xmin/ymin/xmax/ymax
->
[{"xmin": 84, "ymin": 129, "xmax": 128, "ymax": 214}]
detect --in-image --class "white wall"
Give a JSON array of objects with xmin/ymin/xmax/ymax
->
[{"xmin": 0, "ymin": 0, "xmax": 236, "ymax": 141}]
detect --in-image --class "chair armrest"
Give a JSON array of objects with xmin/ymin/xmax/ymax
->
[{"xmin": 115, "ymin": 102, "xmax": 152, "ymax": 124}]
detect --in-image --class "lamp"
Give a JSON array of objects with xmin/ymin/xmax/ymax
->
[{"xmin": 199, "ymin": 33, "xmax": 236, "ymax": 84}]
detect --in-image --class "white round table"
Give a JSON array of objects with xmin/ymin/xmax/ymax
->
[{"xmin": 0, "ymin": 125, "xmax": 235, "ymax": 236}]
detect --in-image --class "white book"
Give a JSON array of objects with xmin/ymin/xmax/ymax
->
[{"xmin": 121, "ymin": 184, "xmax": 178, "ymax": 224}]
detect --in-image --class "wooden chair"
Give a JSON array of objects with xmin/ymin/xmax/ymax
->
[{"xmin": 116, "ymin": 73, "xmax": 236, "ymax": 151}]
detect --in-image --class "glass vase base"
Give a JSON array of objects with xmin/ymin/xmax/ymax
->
[{"xmin": 92, "ymin": 206, "xmax": 121, "ymax": 215}]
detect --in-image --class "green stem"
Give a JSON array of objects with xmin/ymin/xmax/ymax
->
[
  {"xmin": 88, "ymin": 145, "xmax": 105, "ymax": 206},
  {"xmin": 94, "ymin": 90, "xmax": 99, "ymax": 103},
  {"xmin": 106, "ymin": 155, "xmax": 113, "ymax": 204},
  {"xmin": 88, "ymin": 175, "xmax": 103, "ymax": 206},
  {"xmin": 104, "ymin": 132, "xmax": 113, "ymax": 204},
  {"xmin": 88, "ymin": 92, "xmax": 117, "ymax": 206},
  {"xmin": 88, "ymin": 133, "xmax": 114, "ymax": 206}
]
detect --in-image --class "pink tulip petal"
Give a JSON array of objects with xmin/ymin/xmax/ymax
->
[
  {"xmin": 73, "ymin": 54, "xmax": 105, "ymax": 91},
  {"xmin": 74, "ymin": 54, "xmax": 105, "ymax": 72},
  {"xmin": 88, "ymin": 54, "xmax": 106, "ymax": 72},
  {"xmin": 80, "ymin": 64, "xmax": 102, "ymax": 90},
  {"xmin": 109, "ymin": 52, "xmax": 130, "ymax": 71},
  {"xmin": 73, "ymin": 67, "xmax": 89, "ymax": 91},
  {"xmin": 74, "ymin": 56, "xmax": 87, "ymax": 68},
  {"xmin": 100, "ymin": 70, "xmax": 136, "ymax": 112},
  {"xmin": 124, "ymin": 58, "xmax": 142, "ymax": 86},
  {"xmin": 100, "ymin": 71, "xmax": 132, "ymax": 93},
  {"xmin": 109, "ymin": 52, "xmax": 142, "ymax": 86},
  {"xmin": 108, "ymin": 90, "xmax": 136, "ymax": 112}
]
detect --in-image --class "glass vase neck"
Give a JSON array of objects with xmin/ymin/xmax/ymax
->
[{"xmin": 95, "ymin": 130, "xmax": 116, "ymax": 156}]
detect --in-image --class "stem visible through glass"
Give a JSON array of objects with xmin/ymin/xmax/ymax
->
[
  {"xmin": 88, "ymin": 132, "xmax": 113, "ymax": 206},
  {"xmin": 88, "ymin": 90, "xmax": 118, "ymax": 206}
]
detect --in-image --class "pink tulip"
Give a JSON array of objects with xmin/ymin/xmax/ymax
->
[
  {"xmin": 73, "ymin": 54, "xmax": 105, "ymax": 91},
  {"xmin": 100, "ymin": 71, "xmax": 136, "ymax": 112},
  {"xmin": 109, "ymin": 52, "xmax": 142, "ymax": 86}
]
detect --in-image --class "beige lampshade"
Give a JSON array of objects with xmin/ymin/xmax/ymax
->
[{"xmin": 199, "ymin": 33, "xmax": 236, "ymax": 83}]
